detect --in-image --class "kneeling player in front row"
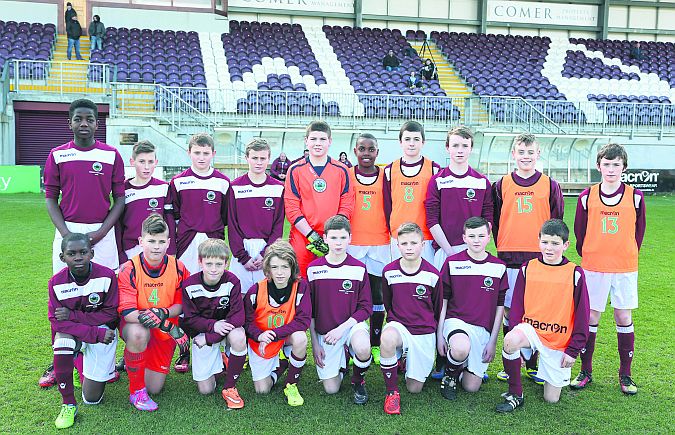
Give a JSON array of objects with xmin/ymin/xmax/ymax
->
[
  {"xmin": 118, "ymin": 214, "xmax": 190, "ymax": 411},
  {"xmin": 308, "ymin": 215, "xmax": 373, "ymax": 404},
  {"xmin": 181, "ymin": 239, "xmax": 248, "ymax": 409},
  {"xmin": 438, "ymin": 217, "xmax": 507, "ymax": 401},
  {"xmin": 244, "ymin": 240, "xmax": 311, "ymax": 406},
  {"xmin": 49, "ymin": 233, "xmax": 119, "ymax": 429},
  {"xmin": 380, "ymin": 223, "xmax": 442, "ymax": 415},
  {"xmin": 496, "ymin": 219, "xmax": 590, "ymax": 412}
]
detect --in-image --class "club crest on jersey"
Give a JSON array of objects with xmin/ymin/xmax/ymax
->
[
  {"xmin": 414, "ymin": 285, "xmax": 428, "ymax": 299},
  {"xmin": 219, "ymin": 296, "xmax": 230, "ymax": 308},
  {"xmin": 313, "ymin": 178, "xmax": 327, "ymax": 193},
  {"xmin": 341, "ymin": 279, "xmax": 353, "ymax": 293},
  {"xmin": 206, "ymin": 191, "xmax": 217, "ymax": 202},
  {"xmin": 264, "ymin": 197, "xmax": 274, "ymax": 208},
  {"xmin": 465, "ymin": 188, "xmax": 476, "ymax": 201},
  {"xmin": 482, "ymin": 277, "xmax": 494, "ymax": 291},
  {"xmin": 148, "ymin": 198, "xmax": 159, "ymax": 209},
  {"xmin": 90, "ymin": 161, "xmax": 104, "ymax": 175},
  {"xmin": 88, "ymin": 293, "xmax": 101, "ymax": 305}
]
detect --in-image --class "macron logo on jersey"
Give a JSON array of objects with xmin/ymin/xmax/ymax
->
[{"xmin": 524, "ymin": 317, "xmax": 568, "ymax": 334}]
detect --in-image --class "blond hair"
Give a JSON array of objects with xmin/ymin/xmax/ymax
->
[
  {"xmin": 262, "ymin": 240, "xmax": 300, "ymax": 282},
  {"xmin": 198, "ymin": 238, "xmax": 230, "ymax": 260}
]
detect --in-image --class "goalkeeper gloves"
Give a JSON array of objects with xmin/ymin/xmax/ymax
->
[
  {"xmin": 306, "ymin": 230, "xmax": 329, "ymax": 257},
  {"xmin": 167, "ymin": 324, "xmax": 190, "ymax": 355},
  {"xmin": 138, "ymin": 307, "xmax": 170, "ymax": 329}
]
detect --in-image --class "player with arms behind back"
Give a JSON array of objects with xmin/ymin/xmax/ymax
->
[
  {"xmin": 245, "ymin": 240, "xmax": 311, "ymax": 406},
  {"xmin": 571, "ymin": 143, "xmax": 646, "ymax": 395},
  {"xmin": 438, "ymin": 217, "xmax": 507, "ymax": 401},
  {"xmin": 48, "ymin": 233, "xmax": 118, "ymax": 429},
  {"xmin": 492, "ymin": 133, "xmax": 564, "ymax": 384},
  {"xmin": 308, "ymin": 215, "xmax": 373, "ymax": 404},
  {"xmin": 117, "ymin": 214, "xmax": 190, "ymax": 412},
  {"xmin": 347, "ymin": 133, "xmax": 391, "ymax": 365},
  {"xmin": 496, "ymin": 219, "xmax": 589, "ymax": 412},
  {"xmin": 180, "ymin": 239, "xmax": 248, "ymax": 409},
  {"xmin": 379, "ymin": 223, "xmax": 442, "ymax": 415}
]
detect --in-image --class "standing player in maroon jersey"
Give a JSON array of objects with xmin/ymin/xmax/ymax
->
[
  {"xmin": 41, "ymin": 98, "xmax": 124, "ymax": 388},
  {"xmin": 168, "ymin": 132, "xmax": 230, "ymax": 372},
  {"xmin": 438, "ymin": 217, "xmax": 508, "ymax": 401},
  {"xmin": 181, "ymin": 239, "xmax": 248, "ymax": 409},
  {"xmin": 308, "ymin": 215, "xmax": 373, "ymax": 404},
  {"xmin": 120, "ymin": 140, "xmax": 174, "ymax": 262},
  {"xmin": 228, "ymin": 138, "xmax": 285, "ymax": 294},
  {"xmin": 48, "ymin": 233, "xmax": 118, "ymax": 429},
  {"xmin": 379, "ymin": 223, "xmax": 442, "ymax": 415}
]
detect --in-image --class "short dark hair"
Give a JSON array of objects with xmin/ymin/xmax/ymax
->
[
  {"xmin": 324, "ymin": 214, "xmax": 350, "ymax": 235},
  {"xmin": 463, "ymin": 216, "xmax": 490, "ymax": 234},
  {"xmin": 596, "ymin": 143, "xmax": 628, "ymax": 168},
  {"xmin": 132, "ymin": 140, "xmax": 156, "ymax": 158},
  {"xmin": 61, "ymin": 232, "xmax": 90, "ymax": 252},
  {"xmin": 69, "ymin": 99, "xmax": 98, "ymax": 120},
  {"xmin": 189, "ymin": 132, "xmax": 215, "ymax": 151},
  {"xmin": 540, "ymin": 219, "xmax": 569, "ymax": 243},
  {"xmin": 399, "ymin": 120, "xmax": 425, "ymax": 141},
  {"xmin": 356, "ymin": 133, "xmax": 378, "ymax": 146},
  {"xmin": 446, "ymin": 126, "xmax": 474, "ymax": 148},
  {"xmin": 245, "ymin": 138, "xmax": 271, "ymax": 157},
  {"xmin": 306, "ymin": 120, "xmax": 331, "ymax": 139},
  {"xmin": 141, "ymin": 213, "xmax": 168, "ymax": 236}
]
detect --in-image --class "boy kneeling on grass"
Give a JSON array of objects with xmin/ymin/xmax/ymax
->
[{"xmin": 496, "ymin": 219, "xmax": 590, "ymax": 412}]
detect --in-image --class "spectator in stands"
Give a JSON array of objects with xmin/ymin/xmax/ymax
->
[
  {"xmin": 403, "ymin": 46, "xmax": 417, "ymax": 57},
  {"xmin": 66, "ymin": 14, "xmax": 83, "ymax": 61},
  {"xmin": 270, "ymin": 152, "xmax": 290, "ymax": 181},
  {"xmin": 89, "ymin": 15, "xmax": 105, "ymax": 52},
  {"xmin": 338, "ymin": 152, "xmax": 352, "ymax": 168},
  {"xmin": 64, "ymin": 3, "xmax": 76, "ymax": 25},
  {"xmin": 383, "ymin": 49, "xmax": 400, "ymax": 71},
  {"xmin": 406, "ymin": 70, "xmax": 422, "ymax": 88},
  {"xmin": 630, "ymin": 41, "xmax": 644, "ymax": 61},
  {"xmin": 420, "ymin": 59, "xmax": 438, "ymax": 81}
]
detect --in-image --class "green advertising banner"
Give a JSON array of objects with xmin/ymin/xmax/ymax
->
[{"xmin": 0, "ymin": 166, "xmax": 41, "ymax": 193}]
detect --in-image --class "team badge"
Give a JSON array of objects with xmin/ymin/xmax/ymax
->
[
  {"xmin": 466, "ymin": 188, "xmax": 476, "ymax": 199},
  {"xmin": 313, "ymin": 178, "xmax": 327, "ymax": 193},
  {"xmin": 342, "ymin": 280, "xmax": 353, "ymax": 291},
  {"xmin": 206, "ymin": 191, "xmax": 216, "ymax": 201},
  {"xmin": 148, "ymin": 198, "xmax": 159, "ymax": 209},
  {"xmin": 88, "ymin": 293, "xmax": 101, "ymax": 305},
  {"xmin": 92, "ymin": 162, "xmax": 103, "ymax": 172},
  {"xmin": 483, "ymin": 277, "xmax": 494, "ymax": 291},
  {"xmin": 415, "ymin": 285, "xmax": 426, "ymax": 296},
  {"xmin": 264, "ymin": 197, "xmax": 274, "ymax": 207},
  {"xmin": 219, "ymin": 296, "xmax": 230, "ymax": 307}
]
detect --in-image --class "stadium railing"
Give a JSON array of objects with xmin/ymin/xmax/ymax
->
[{"xmin": 9, "ymin": 59, "xmax": 112, "ymax": 96}]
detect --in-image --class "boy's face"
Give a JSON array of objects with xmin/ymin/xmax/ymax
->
[
  {"xmin": 397, "ymin": 231, "xmax": 424, "ymax": 262},
  {"xmin": 462, "ymin": 225, "xmax": 491, "ymax": 255},
  {"xmin": 246, "ymin": 149, "xmax": 270, "ymax": 176},
  {"xmin": 268, "ymin": 256, "xmax": 292, "ymax": 288},
  {"xmin": 597, "ymin": 157, "xmax": 626, "ymax": 183},
  {"xmin": 353, "ymin": 139, "xmax": 378, "ymax": 169},
  {"xmin": 199, "ymin": 256, "xmax": 228, "ymax": 283},
  {"xmin": 139, "ymin": 231, "xmax": 170, "ymax": 264},
  {"xmin": 60, "ymin": 239, "xmax": 93, "ymax": 276},
  {"xmin": 69, "ymin": 108, "xmax": 97, "ymax": 141},
  {"xmin": 189, "ymin": 144, "xmax": 215, "ymax": 172},
  {"xmin": 446, "ymin": 134, "xmax": 472, "ymax": 165},
  {"xmin": 512, "ymin": 142, "xmax": 539, "ymax": 172},
  {"xmin": 305, "ymin": 132, "xmax": 331, "ymax": 158},
  {"xmin": 130, "ymin": 152, "xmax": 157, "ymax": 180},
  {"xmin": 399, "ymin": 130, "xmax": 424, "ymax": 158},
  {"xmin": 539, "ymin": 234, "xmax": 569, "ymax": 264},
  {"xmin": 324, "ymin": 228, "xmax": 351, "ymax": 256}
]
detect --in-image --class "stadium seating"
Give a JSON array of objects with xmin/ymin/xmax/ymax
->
[
  {"xmin": 323, "ymin": 25, "xmax": 459, "ymax": 120},
  {"xmin": 0, "ymin": 20, "xmax": 55, "ymax": 79}
]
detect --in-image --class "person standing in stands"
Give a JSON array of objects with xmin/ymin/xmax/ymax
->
[
  {"xmin": 64, "ymin": 2, "xmax": 76, "ymax": 25},
  {"xmin": 66, "ymin": 13, "xmax": 83, "ymax": 61},
  {"xmin": 89, "ymin": 15, "xmax": 105, "ymax": 52}
]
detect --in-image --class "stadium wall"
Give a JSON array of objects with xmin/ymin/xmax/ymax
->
[{"xmin": 0, "ymin": 0, "xmax": 57, "ymax": 25}]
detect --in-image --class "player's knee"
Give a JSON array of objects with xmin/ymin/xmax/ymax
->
[
  {"xmin": 228, "ymin": 328, "xmax": 247, "ymax": 352},
  {"xmin": 405, "ymin": 381, "xmax": 423, "ymax": 394},
  {"xmin": 614, "ymin": 309, "xmax": 632, "ymax": 325},
  {"xmin": 449, "ymin": 344, "xmax": 470, "ymax": 361},
  {"xmin": 197, "ymin": 382, "xmax": 215, "ymax": 395},
  {"xmin": 126, "ymin": 328, "xmax": 149, "ymax": 347},
  {"xmin": 82, "ymin": 390, "xmax": 104, "ymax": 405},
  {"xmin": 503, "ymin": 332, "xmax": 523, "ymax": 354},
  {"xmin": 353, "ymin": 344, "xmax": 371, "ymax": 361},
  {"xmin": 379, "ymin": 329, "xmax": 398, "ymax": 352},
  {"xmin": 323, "ymin": 381, "xmax": 341, "ymax": 395},
  {"xmin": 290, "ymin": 331, "xmax": 307, "ymax": 349},
  {"xmin": 254, "ymin": 382, "xmax": 272, "ymax": 394},
  {"xmin": 462, "ymin": 378, "xmax": 482, "ymax": 393},
  {"xmin": 146, "ymin": 383, "xmax": 164, "ymax": 395},
  {"xmin": 589, "ymin": 310, "xmax": 602, "ymax": 324},
  {"xmin": 544, "ymin": 394, "xmax": 561, "ymax": 404}
]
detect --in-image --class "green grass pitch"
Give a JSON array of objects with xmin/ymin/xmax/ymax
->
[{"xmin": 1, "ymin": 194, "xmax": 673, "ymax": 434}]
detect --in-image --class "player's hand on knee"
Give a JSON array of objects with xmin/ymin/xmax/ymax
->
[
  {"xmin": 258, "ymin": 330, "xmax": 276, "ymax": 345},
  {"xmin": 437, "ymin": 335, "xmax": 448, "ymax": 356},
  {"xmin": 54, "ymin": 307, "xmax": 71, "ymax": 321},
  {"xmin": 324, "ymin": 326, "xmax": 344, "ymax": 345},
  {"xmin": 560, "ymin": 353, "xmax": 576, "ymax": 368},
  {"xmin": 168, "ymin": 324, "xmax": 190, "ymax": 355},
  {"xmin": 482, "ymin": 340, "xmax": 497, "ymax": 363},
  {"xmin": 102, "ymin": 329, "xmax": 116, "ymax": 344},
  {"xmin": 313, "ymin": 345, "xmax": 325, "ymax": 368},
  {"xmin": 138, "ymin": 307, "xmax": 170, "ymax": 329}
]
